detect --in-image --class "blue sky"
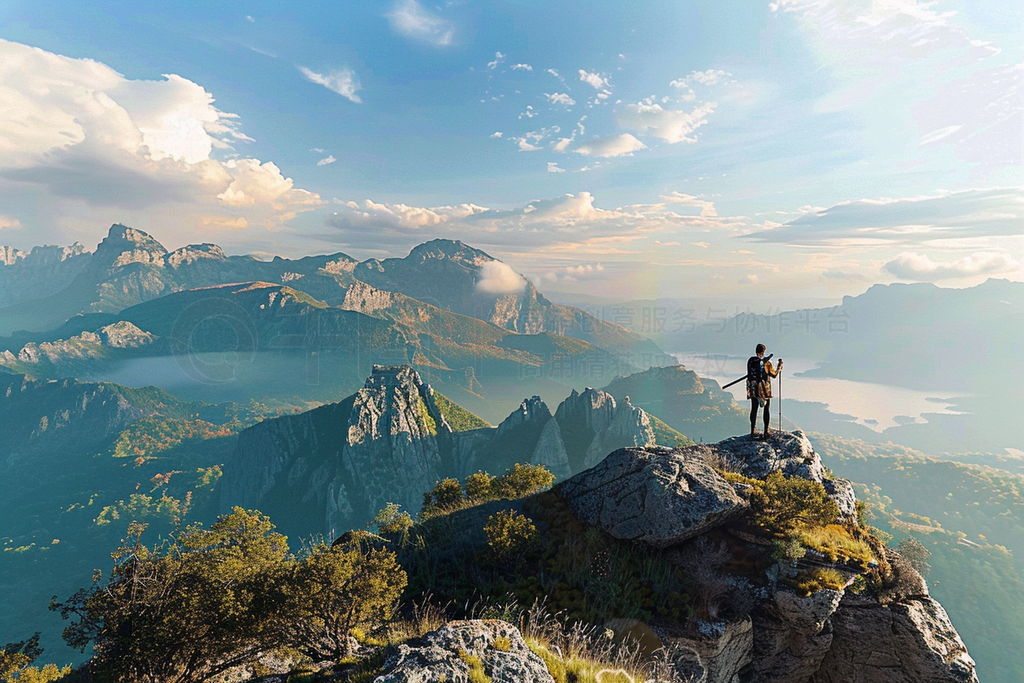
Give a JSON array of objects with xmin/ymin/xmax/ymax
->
[{"xmin": 0, "ymin": 0, "xmax": 1020, "ymax": 305}]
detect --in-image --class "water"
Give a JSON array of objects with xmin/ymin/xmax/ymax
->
[{"xmin": 673, "ymin": 353, "xmax": 965, "ymax": 432}]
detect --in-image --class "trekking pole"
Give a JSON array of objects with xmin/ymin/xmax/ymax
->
[{"xmin": 778, "ymin": 361, "xmax": 783, "ymax": 432}]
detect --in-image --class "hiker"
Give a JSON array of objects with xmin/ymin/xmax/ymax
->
[{"xmin": 747, "ymin": 343, "xmax": 782, "ymax": 438}]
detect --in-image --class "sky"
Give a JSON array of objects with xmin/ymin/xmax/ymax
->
[{"xmin": 0, "ymin": 0, "xmax": 1020, "ymax": 307}]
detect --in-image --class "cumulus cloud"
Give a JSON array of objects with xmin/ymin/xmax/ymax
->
[
  {"xmin": 0, "ymin": 215, "xmax": 21, "ymax": 230},
  {"xmin": 618, "ymin": 101, "xmax": 717, "ymax": 143},
  {"xmin": 317, "ymin": 155, "xmax": 337, "ymax": 166},
  {"xmin": 0, "ymin": 39, "xmax": 321, "ymax": 236},
  {"xmin": 670, "ymin": 69, "xmax": 730, "ymax": 88},
  {"xmin": 299, "ymin": 66, "xmax": 362, "ymax": 103},
  {"xmin": 578, "ymin": 70, "xmax": 609, "ymax": 90},
  {"xmin": 476, "ymin": 260, "xmax": 527, "ymax": 294},
  {"xmin": 325, "ymin": 190, "xmax": 742, "ymax": 254},
  {"xmin": 884, "ymin": 252, "xmax": 1020, "ymax": 281},
  {"xmin": 574, "ymin": 134, "xmax": 645, "ymax": 157},
  {"xmin": 746, "ymin": 187, "xmax": 1024, "ymax": 245},
  {"xmin": 542, "ymin": 262, "xmax": 605, "ymax": 283},
  {"xmin": 546, "ymin": 92, "xmax": 576, "ymax": 106},
  {"xmin": 512, "ymin": 63, "xmax": 533, "ymax": 71},
  {"xmin": 546, "ymin": 162, "xmax": 566, "ymax": 173},
  {"xmin": 386, "ymin": 0, "xmax": 455, "ymax": 47}
]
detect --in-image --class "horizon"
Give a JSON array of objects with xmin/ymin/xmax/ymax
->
[{"xmin": 0, "ymin": 1, "xmax": 1021, "ymax": 306}]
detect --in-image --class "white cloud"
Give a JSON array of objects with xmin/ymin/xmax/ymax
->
[
  {"xmin": 317, "ymin": 155, "xmax": 337, "ymax": 166},
  {"xmin": 747, "ymin": 187, "xmax": 1024, "ymax": 245},
  {"xmin": 617, "ymin": 101, "xmax": 717, "ymax": 143},
  {"xmin": 0, "ymin": 215, "xmax": 21, "ymax": 230},
  {"xmin": 487, "ymin": 52, "xmax": 505, "ymax": 70},
  {"xmin": 324, "ymin": 190, "xmax": 741, "ymax": 254},
  {"xmin": 542, "ymin": 262, "xmax": 605, "ymax": 283},
  {"xmin": 386, "ymin": 0, "xmax": 455, "ymax": 47},
  {"xmin": 546, "ymin": 92, "xmax": 576, "ymax": 106},
  {"xmin": 0, "ymin": 39, "xmax": 321, "ymax": 238},
  {"xmin": 670, "ymin": 69, "xmax": 730, "ymax": 88},
  {"xmin": 298, "ymin": 66, "xmax": 362, "ymax": 103},
  {"xmin": 490, "ymin": 131, "xmax": 503, "ymax": 138},
  {"xmin": 574, "ymin": 134, "xmax": 645, "ymax": 158},
  {"xmin": 884, "ymin": 252, "xmax": 1020, "ymax": 281},
  {"xmin": 512, "ymin": 63, "xmax": 533, "ymax": 71},
  {"xmin": 476, "ymin": 260, "xmax": 527, "ymax": 293},
  {"xmin": 546, "ymin": 162, "xmax": 566, "ymax": 173},
  {"xmin": 578, "ymin": 70, "xmax": 609, "ymax": 90}
]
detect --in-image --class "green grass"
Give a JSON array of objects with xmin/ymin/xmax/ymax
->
[{"xmin": 433, "ymin": 392, "xmax": 491, "ymax": 431}]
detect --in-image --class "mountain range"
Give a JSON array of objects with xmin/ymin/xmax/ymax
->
[
  {"xmin": 0, "ymin": 225, "xmax": 1016, "ymax": 680},
  {"xmin": 0, "ymin": 225, "xmax": 672, "ymax": 421}
]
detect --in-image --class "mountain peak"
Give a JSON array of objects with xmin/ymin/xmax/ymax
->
[
  {"xmin": 407, "ymin": 239, "xmax": 494, "ymax": 265},
  {"xmin": 95, "ymin": 224, "xmax": 167, "ymax": 266}
]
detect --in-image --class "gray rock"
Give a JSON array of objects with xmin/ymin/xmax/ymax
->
[
  {"xmin": 752, "ymin": 586, "xmax": 846, "ymax": 682},
  {"xmin": 715, "ymin": 430, "xmax": 825, "ymax": 482},
  {"xmin": 497, "ymin": 396, "xmax": 551, "ymax": 437},
  {"xmin": 373, "ymin": 620, "xmax": 554, "ymax": 683},
  {"xmin": 662, "ymin": 619, "xmax": 754, "ymax": 683},
  {"xmin": 531, "ymin": 415, "xmax": 571, "ymax": 480},
  {"xmin": 811, "ymin": 591, "xmax": 978, "ymax": 683},
  {"xmin": 560, "ymin": 446, "xmax": 747, "ymax": 547}
]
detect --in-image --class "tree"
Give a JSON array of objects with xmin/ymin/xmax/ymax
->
[
  {"xmin": 52, "ymin": 510, "xmax": 294, "ymax": 683},
  {"xmin": 286, "ymin": 543, "xmax": 406, "ymax": 660},
  {"xmin": 0, "ymin": 634, "xmax": 42, "ymax": 682}
]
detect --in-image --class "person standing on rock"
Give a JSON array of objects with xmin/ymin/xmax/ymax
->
[{"xmin": 747, "ymin": 343, "xmax": 782, "ymax": 439}]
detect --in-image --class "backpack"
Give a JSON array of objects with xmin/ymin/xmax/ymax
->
[
  {"xmin": 747, "ymin": 355, "xmax": 762, "ymax": 382},
  {"xmin": 747, "ymin": 354, "xmax": 771, "ymax": 382}
]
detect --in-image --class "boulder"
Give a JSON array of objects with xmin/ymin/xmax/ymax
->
[
  {"xmin": 811, "ymin": 592, "xmax": 978, "ymax": 683},
  {"xmin": 560, "ymin": 446, "xmax": 747, "ymax": 547},
  {"xmin": 373, "ymin": 619, "xmax": 554, "ymax": 683}
]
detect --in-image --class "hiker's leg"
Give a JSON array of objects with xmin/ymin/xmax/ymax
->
[
  {"xmin": 763, "ymin": 399, "xmax": 771, "ymax": 433},
  {"xmin": 750, "ymin": 399, "xmax": 758, "ymax": 433}
]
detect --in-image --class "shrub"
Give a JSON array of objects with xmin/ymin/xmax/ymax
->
[
  {"xmin": 287, "ymin": 542, "xmax": 407, "ymax": 661},
  {"xmin": 51, "ymin": 508, "xmax": 406, "ymax": 682},
  {"xmin": 484, "ymin": 510, "xmax": 537, "ymax": 562},
  {"xmin": 788, "ymin": 568, "xmax": 848, "ymax": 596},
  {"xmin": 465, "ymin": 472, "xmax": 495, "ymax": 501},
  {"xmin": 421, "ymin": 465, "xmax": 554, "ymax": 519},
  {"xmin": 770, "ymin": 537, "xmax": 806, "ymax": 562},
  {"xmin": 424, "ymin": 478, "xmax": 466, "ymax": 512},
  {"xmin": 372, "ymin": 503, "xmax": 414, "ymax": 538},
  {"xmin": 747, "ymin": 472, "xmax": 840, "ymax": 534},
  {"xmin": 490, "ymin": 463, "xmax": 555, "ymax": 500},
  {"xmin": 0, "ymin": 635, "xmax": 42, "ymax": 682}
]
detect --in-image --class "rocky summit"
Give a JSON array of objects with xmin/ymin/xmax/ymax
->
[{"xmin": 554, "ymin": 431, "xmax": 977, "ymax": 683}]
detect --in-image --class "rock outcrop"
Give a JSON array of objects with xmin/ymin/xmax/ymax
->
[
  {"xmin": 555, "ymin": 387, "xmax": 656, "ymax": 473},
  {"xmin": 373, "ymin": 620, "xmax": 554, "ymax": 683},
  {"xmin": 557, "ymin": 431, "xmax": 977, "ymax": 683},
  {"xmin": 560, "ymin": 445, "xmax": 747, "ymax": 547},
  {"xmin": 223, "ymin": 365, "xmax": 456, "ymax": 536}
]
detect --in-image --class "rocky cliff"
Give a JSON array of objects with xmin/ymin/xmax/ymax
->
[
  {"xmin": 222, "ymin": 365, "xmax": 457, "ymax": 536},
  {"xmin": 221, "ymin": 367, "xmax": 666, "ymax": 538},
  {"xmin": 555, "ymin": 431, "xmax": 977, "ymax": 683}
]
